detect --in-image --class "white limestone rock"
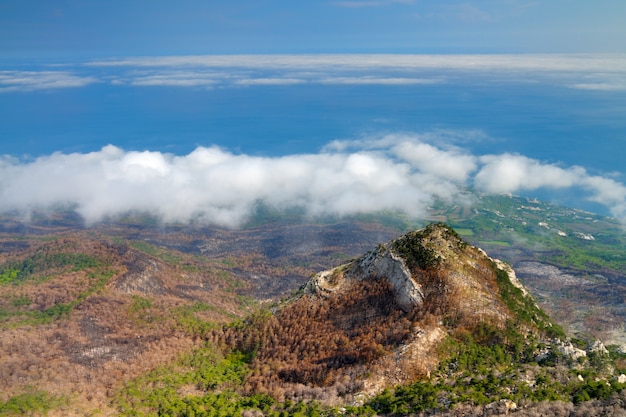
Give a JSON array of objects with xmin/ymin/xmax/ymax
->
[
  {"xmin": 588, "ymin": 339, "xmax": 609, "ymax": 355},
  {"xmin": 306, "ymin": 242, "xmax": 424, "ymax": 311}
]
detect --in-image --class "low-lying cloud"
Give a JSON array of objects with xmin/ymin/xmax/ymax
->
[
  {"xmin": 2, "ymin": 133, "xmax": 626, "ymax": 227},
  {"xmin": 92, "ymin": 54, "xmax": 626, "ymax": 92},
  {"xmin": 3, "ymin": 54, "xmax": 626, "ymax": 93},
  {"xmin": 0, "ymin": 71, "xmax": 98, "ymax": 92}
]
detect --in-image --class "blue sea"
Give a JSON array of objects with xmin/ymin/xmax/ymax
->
[
  {"xmin": 1, "ymin": 55, "xmax": 625, "ymax": 217},
  {"xmin": 3, "ymin": 80, "xmax": 623, "ymax": 173}
]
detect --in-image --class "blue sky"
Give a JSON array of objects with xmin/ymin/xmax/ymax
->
[{"xmin": 2, "ymin": 0, "xmax": 626, "ymax": 58}]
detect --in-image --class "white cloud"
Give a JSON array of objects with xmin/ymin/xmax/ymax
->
[
  {"xmin": 474, "ymin": 154, "xmax": 583, "ymax": 193},
  {"xmin": 4, "ymin": 55, "xmax": 624, "ymax": 92},
  {"xmin": 2, "ymin": 133, "xmax": 626, "ymax": 227},
  {"xmin": 473, "ymin": 153, "xmax": 626, "ymax": 221},
  {"xmin": 235, "ymin": 78, "xmax": 307, "ymax": 86},
  {"xmin": 391, "ymin": 140, "xmax": 477, "ymax": 183},
  {"xmin": 81, "ymin": 54, "xmax": 626, "ymax": 92},
  {"xmin": 0, "ymin": 71, "xmax": 98, "ymax": 92},
  {"xmin": 126, "ymin": 70, "xmax": 221, "ymax": 87},
  {"xmin": 131, "ymin": 78, "xmax": 215, "ymax": 87},
  {"xmin": 580, "ymin": 175, "xmax": 626, "ymax": 220},
  {"xmin": 570, "ymin": 82, "xmax": 626, "ymax": 91},
  {"xmin": 85, "ymin": 54, "xmax": 626, "ymax": 75}
]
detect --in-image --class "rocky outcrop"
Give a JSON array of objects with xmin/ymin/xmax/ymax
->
[
  {"xmin": 490, "ymin": 256, "xmax": 529, "ymax": 297},
  {"xmin": 306, "ymin": 223, "xmax": 521, "ymax": 324},
  {"xmin": 589, "ymin": 339, "xmax": 609, "ymax": 355},
  {"xmin": 484, "ymin": 399, "xmax": 517, "ymax": 416},
  {"xmin": 306, "ymin": 242, "xmax": 424, "ymax": 311},
  {"xmin": 556, "ymin": 339, "xmax": 587, "ymax": 361}
]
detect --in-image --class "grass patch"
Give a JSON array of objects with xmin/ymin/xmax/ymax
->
[
  {"xmin": 173, "ymin": 302, "xmax": 233, "ymax": 336},
  {"xmin": 0, "ymin": 390, "xmax": 67, "ymax": 416},
  {"xmin": 129, "ymin": 295, "xmax": 153, "ymax": 312},
  {"xmin": 115, "ymin": 344, "xmax": 251, "ymax": 416},
  {"xmin": 0, "ymin": 253, "xmax": 100, "ymax": 286},
  {"xmin": 129, "ymin": 240, "xmax": 183, "ymax": 264},
  {"xmin": 455, "ymin": 228, "xmax": 474, "ymax": 236},
  {"xmin": 0, "ymin": 267, "xmax": 117, "ymax": 329}
]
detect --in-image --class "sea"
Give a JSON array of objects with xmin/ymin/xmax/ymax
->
[{"xmin": 1, "ymin": 56, "xmax": 625, "ymax": 215}]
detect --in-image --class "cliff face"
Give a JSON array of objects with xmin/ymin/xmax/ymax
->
[
  {"xmin": 306, "ymin": 223, "xmax": 515, "ymax": 326},
  {"xmin": 306, "ymin": 241, "xmax": 423, "ymax": 310}
]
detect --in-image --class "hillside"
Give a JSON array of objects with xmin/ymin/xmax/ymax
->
[
  {"xmin": 0, "ymin": 234, "xmax": 250, "ymax": 414},
  {"xmin": 433, "ymin": 193, "xmax": 626, "ymax": 346},
  {"xmin": 0, "ymin": 215, "xmax": 400, "ymax": 415},
  {"xmin": 218, "ymin": 224, "xmax": 547, "ymax": 397},
  {"xmin": 1, "ymin": 207, "xmax": 626, "ymax": 415},
  {"xmin": 117, "ymin": 223, "xmax": 626, "ymax": 416},
  {"xmin": 3, "ymin": 192, "xmax": 625, "ymax": 346}
]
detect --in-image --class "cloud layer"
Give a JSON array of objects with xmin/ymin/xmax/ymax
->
[
  {"xmin": 2, "ymin": 133, "xmax": 625, "ymax": 227},
  {"xmin": 93, "ymin": 54, "xmax": 626, "ymax": 92},
  {"xmin": 3, "ymin": 54, "xmax": 626, "ymax": 93},
  {"xmin": 0, "ymin": 71, "xmax": 98, "ymax": 92}
]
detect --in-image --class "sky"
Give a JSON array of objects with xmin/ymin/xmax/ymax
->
[
  {"xmin": 2, "ymin": 0, "xmax": 626, "ymax": 58},
  {"xmin": 1, "ymin": 1, "xmax": 626, "ymax": 227}
]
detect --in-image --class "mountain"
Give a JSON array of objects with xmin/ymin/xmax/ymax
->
[
  {"xmin": 183, "ymin": 224, "xmax": 624, "ymax": 416},
  {"xmin": 3, "ymin": 191, "xmax": 625, "ymax": 348},
  {"xmin": 215, "ymin": 224, "xmax": 548, "ymax": 395},
  {"xmin": 1, "ymin": 204, "xmax": 626, "ymax": 415}
]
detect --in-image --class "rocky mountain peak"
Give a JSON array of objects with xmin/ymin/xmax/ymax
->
[
  {"xmin": 306, "ymin": 223, "xmax": 516, "ymax": 325},
  {"xmin": 283, "ymin": 223, "xmax": 560, "ymax": 396}
]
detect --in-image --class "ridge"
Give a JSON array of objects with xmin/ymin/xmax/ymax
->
[{"xmin": 306, "ymin": 223, "xmax": 525, "ymax": 329}]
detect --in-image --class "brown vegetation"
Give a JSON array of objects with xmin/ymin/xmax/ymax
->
[
  {"xmin": 2, "ymin": 215, "xmax": 623, "ymax": 415},
  {"xmin": 212, "ymin": 278, "xmax": 418, "ymax": 402},
  {"xmin": 0, "ymin": 232, "xmax": 249, "ymax": 413},
  {"xmin": 210, "ymin": 255, "xmax": 510, "ymax": 404}
]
